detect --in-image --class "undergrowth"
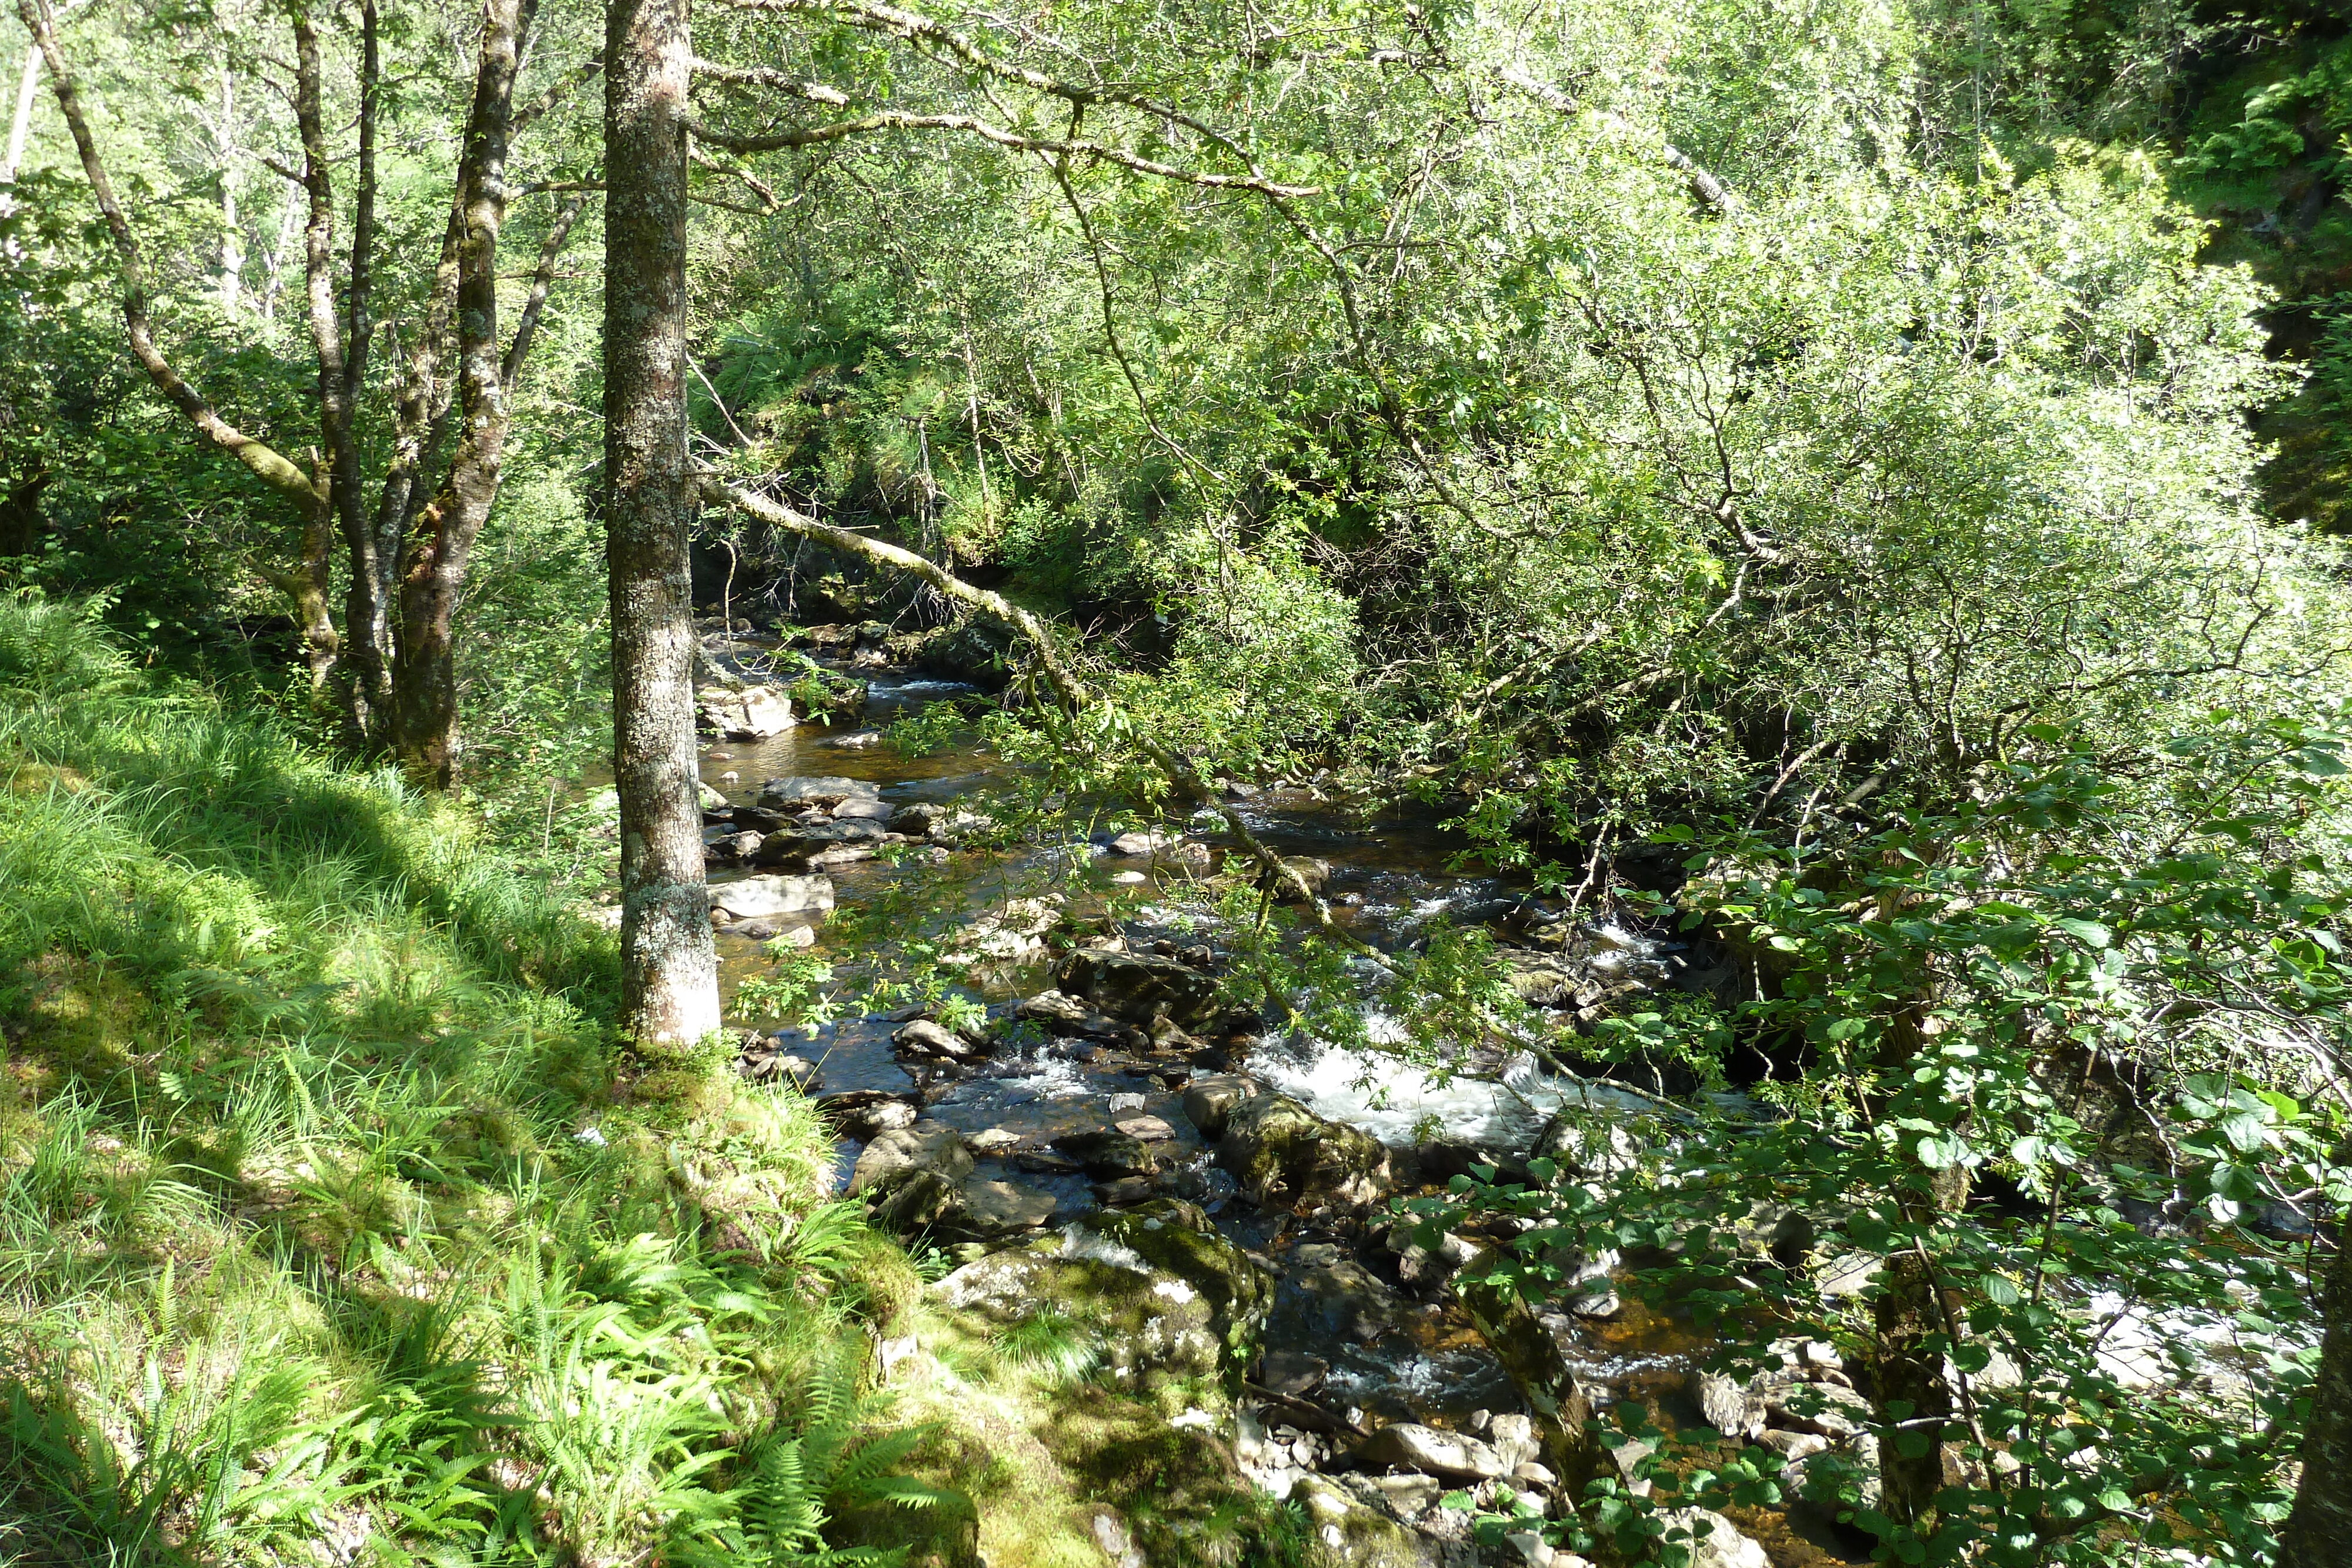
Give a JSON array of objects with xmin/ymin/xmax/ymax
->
[{"xmin": 0, "ymin": 593, "xmax": 953, "ymax": 1567}]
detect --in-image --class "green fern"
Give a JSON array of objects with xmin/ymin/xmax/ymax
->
[{"xmin": 680, "ymin": 1358, "xmax": 965, "ymax": 1568}]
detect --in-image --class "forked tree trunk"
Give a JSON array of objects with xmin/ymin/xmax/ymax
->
[
  {"xmin": 606, "ymin": 0, "xmax": 719, "ymax": 1048},
  {"xmin": 387, "ymin": 0, "xmax": 535, "ymax": 788},
  {"xmin": 2278, "ymin": 1235, "xmax": 2352, "ymax": 1567}
]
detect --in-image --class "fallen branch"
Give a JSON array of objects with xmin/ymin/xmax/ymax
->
[{"xmin": 700, "ymin": 474, "xmax": 1369, "ymax": 949}]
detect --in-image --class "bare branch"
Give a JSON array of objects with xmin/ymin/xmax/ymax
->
[{"xmin": 684, "ymin": 106, "xmax": 1316, "ymax": 195}]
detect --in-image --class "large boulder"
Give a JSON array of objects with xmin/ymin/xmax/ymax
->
[
  {"xmin": 1014, "ymin": 989, "xmax": 1143, "ymax": 1045},
  {"xmin": 1659, "ymin": 1509, "xmax": 1768, "ymax": 1568},
  {"xmin": 907, "ymin": 617, "xmax": 1014, "ymax": 688},
  {"xmin": 931, "ymin": 1200, "xmax": 1273, "ymax": 1398},
  {"xmin": 1261, "ymin": 855, "xmax": 1335, "ymax": 903},
  {"xmin": 1180, "ymin": 1074, "xmax": 1265, "ymax": 1141},
  {"xmin": 709, "ymin": 874, "xmax": 836, "ymax": 922},
  {"xmin": 848, "ymin": 1122, "xmax": 974, "ymax": 1202},
  {"xmin": 757, "ymin": 774, "xmax": 881, "ymax": 810},
  {"xmin": 956, "ymin": 1176, "xmax": 1059, "ymax": 1238},
  {"xmin": 1275, "ymin": 1242, "xmax": 1400, "ymax": 1344},
  {"xmin": 1217, "ymin": 1093, "xmax": 1391, "ymax": 1208},
  {"xmin": 1054, "ymin": 948, "xmax": 1223, "ymax": 1032},
  {"xmin": 1355, "ymin": 1423, "xmax": 1506, "ymax": 1482},
  {"xmin": 1052, "ymin": 1129, "xmax": 1157, "ymax": 1179},
  {"xmin": 697, "ymin": 683, "xmax": 796, "ymax": 738}
]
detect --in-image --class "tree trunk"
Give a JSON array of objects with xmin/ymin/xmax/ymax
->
[
  {"xmin": 606, "ymin": 0, "xmax": 718, "ymax": 1049},
  {"xmin": 385, "ymin": 0, "xmax": 534, "ymax": 788},
  {"xmin": 2278, "ymin": 1233, "xmax": 2352, "ymax": 1567}
]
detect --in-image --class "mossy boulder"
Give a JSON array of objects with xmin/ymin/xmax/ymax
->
[
  {"xmin": 931, "ymin": 1201, "xmax": 1272, "ymax": 1402},
  {"xmin": 1217, "ymin": 1092, "xmax": 1391, "ymax": 1208},
  {"xmin": 1291, "ymin": 1475, "xmax": 1443, "ymax": 1566}
]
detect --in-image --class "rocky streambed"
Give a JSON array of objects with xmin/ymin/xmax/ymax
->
[{"xmin": 686, "ymin": 623, "xmax": 1865, "ymax": 1568}]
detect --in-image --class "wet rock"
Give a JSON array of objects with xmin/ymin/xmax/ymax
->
[
  {"xmin": 1501, "ymin": 951, "xmax": 1581, "ymax": 1007},
  {"xmin": 1115, "ymin": 1115, "xmax": 1177, "ymax": 1142},
  {"xmin": 1218, "ymin": 1093, "xmax": 1392, "ymax": 1208},
  {"xmin": 751, "ymin": 819, "xmax": 884, "ymax": 867},
  {"xmin": 827, "ymin": 730, "xmax": 885, "ymax": 750},
  {"xmin": 886, "ymin": 801, "xmax": 946, "ymax": 837},
  {"xmin": 1356, "ymin": 1422, "xmax": 1506, "ymax": 1482},
  {"xmin": 1181, "ymin": 1074, "xmax": 1267, "ymax": 1141},
  {"xmin": 893, "ymin": 1018, "xmax": 987, "ymax": 1063},
  {"xmin": 959, "ymin": 1176, "xmax": 1058, "ymax": 1237},
  {"xmin": 1380, "ymin": 1221, "xmax": 1478, "ymax": 1289},
  {"xmin": 968, "ymin": 1127, "xmax": 1022, "ymax": 1155},
  {"xmin": 757, "ymin": 774, "xmax": 880, "ymax": 810},
  {"xmin": 907, "ymin": 618, "xmax": 1013, "ymax": 687},
  {"xmin": 870, "ymin": 1169, "xmax": 965, "ymax": 1232},
  {"xmin": 814, "ymin": 1089, "xmax": 918, "ymax": 1140},
  {"xmin": 1108, "ymin": 828, "xmax": 1180, "ymax": 856},
  {"xmin": 1093, "ymin": 1175, "xmax": 1158, "ymax": 1206},
  {"xmin": 1259, "ymin": 1350, "xmax": 1329, "ymax": 1397},
  {"xmin": 697, "ymin": 684, "xmax": 796, "ymax": 739},
  {"xmin": 709, "ymin": 874, "xmax": 836, "ymax": 922},
  {"xmin": 1053, "ymin": 1128, "xmax": 1157, "ymax": 1178},
  {"xmin": 730, "ymin": 803, "xmax": 793, "ymax": 833},
  {"xmin": 1055, "ymin": 948, "xmax": 1224, "ymax": 1032},
  {"xmin": 914, "ymin": 805, "xmax": 1000, "ymax": 845}
]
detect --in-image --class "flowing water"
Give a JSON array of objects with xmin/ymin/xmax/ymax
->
[{"xmin": 697, "ymin": 648, "xmax": 1716, "ymax": 1436}]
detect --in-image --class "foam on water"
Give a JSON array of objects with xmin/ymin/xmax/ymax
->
[{"xmin": 1250, "ymin": 1034, "xmax": 1662, "ymax": 1152}]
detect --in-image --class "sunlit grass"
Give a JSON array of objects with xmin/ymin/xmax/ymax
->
[{"xmin": 0, "ymin": 593, "xmax": 951, "ymax": 1566}]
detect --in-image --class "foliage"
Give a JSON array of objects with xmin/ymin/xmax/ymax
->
[
  {"xmin": 1405, "ymin": 716, "xmax": 2351, "ymax": 1565},
  {"xmin": 0, "ymin": 596, "xmax": 949, "ymax": 1566}
]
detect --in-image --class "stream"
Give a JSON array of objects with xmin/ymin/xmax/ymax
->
[{"xmin": 690, "ymin": 632, "xmax": 1850, "ymax": 1564}]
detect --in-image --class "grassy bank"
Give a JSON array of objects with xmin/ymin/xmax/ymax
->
[{"xmin": 0, "ymin": 593, "xmax": 940, "ymax": 1566}]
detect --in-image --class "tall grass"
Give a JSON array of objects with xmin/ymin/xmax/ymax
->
[{"xmin": 0, "ymin": 593, "xmax": 946, "ymax": 1567}]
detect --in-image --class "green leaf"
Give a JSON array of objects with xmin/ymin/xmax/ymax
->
[{"xmin": 2052, "ymin": 917, "xmax": 2112, "ymax": 948}]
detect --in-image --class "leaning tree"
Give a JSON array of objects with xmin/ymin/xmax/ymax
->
[{"xmin": 14, "ymin": 0, "xmax": 599, "ymax": 784}]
